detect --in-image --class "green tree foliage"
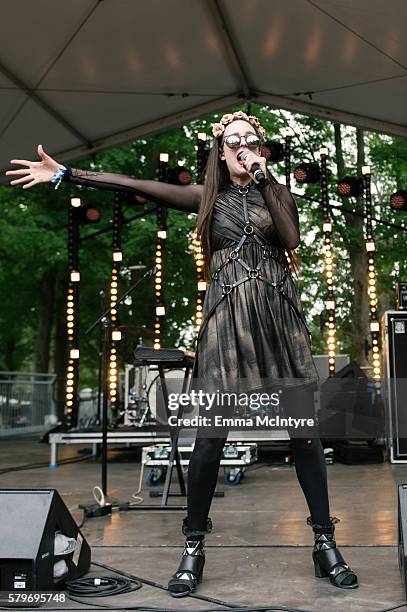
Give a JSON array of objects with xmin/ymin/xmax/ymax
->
[{"xmin": 1, "ymin": 106, "xmax": 406, "ymax": 391}]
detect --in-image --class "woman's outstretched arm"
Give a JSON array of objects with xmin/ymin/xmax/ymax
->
[{"xmin": 6, "ymin": 145, "xmax": 202, "ymax": 213}]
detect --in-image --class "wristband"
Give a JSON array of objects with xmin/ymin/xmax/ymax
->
[{"xmin": 50, "ymin": 166, "xmax": 69, "ymax": 189}]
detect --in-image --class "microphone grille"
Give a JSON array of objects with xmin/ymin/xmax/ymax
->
[{"xmin": 237, "ymin": 151, "xmax": 250, "ymax": 161}]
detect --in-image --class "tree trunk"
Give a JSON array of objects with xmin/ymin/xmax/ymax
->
[
  {"xmin": 4, "ymin": 336, "xmax": 17, "ymax": 372},
  {"xmin": 32, "ymin": 268, "xmax": 57, "ymax": 426},
  {"xmin": 34, "ymin": 268, "xmax": 57, "ymax": 373},
  {"xmin": 334, "ymin": 124, "xmax": 369, "ymax": 365}
]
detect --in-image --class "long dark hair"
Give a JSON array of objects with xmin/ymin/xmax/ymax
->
[{"xmin": 196, "ymin": 135, "xmax": 299, "ymax": 279}]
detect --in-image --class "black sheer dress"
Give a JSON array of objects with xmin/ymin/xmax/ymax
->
[{"xmin": 65, "ymin": 168, "xmax": 319, "ymax": 401}]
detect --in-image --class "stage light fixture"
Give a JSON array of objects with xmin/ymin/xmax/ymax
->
[
  {"xmin": 169, "ymin": 166, "xmax": 192, "ymax": 185},
  {"xmin": 336, "ymin": 176, "xmax": 364, "ymax": 197},
  {"xmin": 78, "ymin": 204, "xmax": 100, "ymax": 224},
  {"xmin": 294, "ymin": 163, "xmax": 320, "ymax": 184},
  {"xmin": 390, "ymin": 190, "xmax": 407, "ymax": 211},
  {"xmin": 261, "ymin": 140, "xmax": 284, "ymax": 163}
]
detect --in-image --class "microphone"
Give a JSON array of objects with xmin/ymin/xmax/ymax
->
[{"xmin": 237, "ymin": 151, "xmax": 266, "ymax": 184}]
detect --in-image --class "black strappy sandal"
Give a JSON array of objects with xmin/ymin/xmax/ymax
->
[
  {"xmin": 167, "ymin": 517, "xmax": 212, "ymax": 598},
  {"xmin": 307, "ymin": 516, "xmax": 358, "ymax": 589},
  {"xmin": 167, "ymin": 538, "xmax": 205, "ymax": 597}
]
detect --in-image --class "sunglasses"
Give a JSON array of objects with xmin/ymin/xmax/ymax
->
[{"xmin": 223, "ymin": 134, "xmax": 260, "ymax": 149}]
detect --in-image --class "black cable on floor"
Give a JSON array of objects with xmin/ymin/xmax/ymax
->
[
  {"xmin": 90, "ymin": 561, "xmax": 407, "ymax": 612},
  {"xmin": 0, "ymin": 563, "xmax": 406, "ymax": 612},
  {"xmin": 91, "ymin": 561, "xmax": 324, "ymax": 610},
  {"xmin": 0, "ymin": 454, "xmax": 91, "ymax": 476},
  {"xmin": 66, "ymin": 575, "xmax": 141, "ymax": 597}
]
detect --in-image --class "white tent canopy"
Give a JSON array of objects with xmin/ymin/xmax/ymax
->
[{"xmin": 1, "ymin": 0, "xmax": 406, "ymax": 179}]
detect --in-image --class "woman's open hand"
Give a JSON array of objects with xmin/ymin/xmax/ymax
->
[{"xmin": 6, "ymin": 145, "xmax": 64, "ymax": 189}]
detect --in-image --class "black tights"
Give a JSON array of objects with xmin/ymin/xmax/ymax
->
[{"xmin": 186, "ymin": 435, "xmax": 330, "ymax": 534}]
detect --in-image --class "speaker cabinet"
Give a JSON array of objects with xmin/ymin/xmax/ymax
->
[
  {"xmin": 398, "ymin": 484, "xmax": 407, "ymax": 595},
  {"xmin": 0, "ymin": 489, "xmax": 90, "ymax": 591},
  {"xmin": 382, "ymin": 311, "xmax": 407, "ymax": 462}
]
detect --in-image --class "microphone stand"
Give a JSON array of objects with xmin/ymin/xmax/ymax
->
[{"xmin": 85, "ymin": 267, "xmax": 156, "ymax": 498}]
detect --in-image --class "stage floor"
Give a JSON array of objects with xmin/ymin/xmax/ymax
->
[{"xmin": 1, "ymin": 434, "xmax": 407, "ymax": 612}]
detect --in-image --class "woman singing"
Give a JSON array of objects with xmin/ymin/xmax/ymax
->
[{"xmin": 6, "ymin": 110, "xmax": 358, "ymax": 596}]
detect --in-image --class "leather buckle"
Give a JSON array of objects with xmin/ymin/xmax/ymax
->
[
  {"xmin": 244, "ymin": 224, "xmax": 254, "ymax": 235},
  {"xmin": 222, "ymin": 284, "xmax": 233, "ymax": 295},
  {"xmin": 248, "ymin": 269, "xmax": 260, "ymax": 279},
  {"xmin": 229, "ymin": 249, "xmax": 239, "ymax": 260}
]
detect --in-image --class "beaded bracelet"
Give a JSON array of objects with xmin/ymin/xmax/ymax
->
[{"xmin": 50, "ymin": 166, "xmax": 69, "ymax": 190}]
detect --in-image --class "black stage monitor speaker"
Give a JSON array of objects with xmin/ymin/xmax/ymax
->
[
  {"xmin": 382, "ymin": 311, "xmax": 407, "ymax": 462},
  {"xmin": 319, "ymin": 361, "xmax": 382, "ymax": 440},
  {"xmin": 0, "ymin": 489, "xmax": 90, "ymax": 591},
  {"xmin": 398, "ymin": 484, "xmax": 407, "ymax": 596}
]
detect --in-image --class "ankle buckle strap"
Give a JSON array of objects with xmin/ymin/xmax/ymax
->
[
  {"xmin": 182, "ymin": 517, "xmax": 213, "ymax": 537},
  {"xmin": 306, "ymin": 515, "xmax": 340, "ymax": 532}
]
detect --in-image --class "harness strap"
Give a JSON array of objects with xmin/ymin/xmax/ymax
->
[
  {"xmin": 259, "ymin": 276, "xmax": 312, "ymax": 338},
  {"xmin": 198, "ymin": 270, "xmax": 312, "ymax": 345},
  {"xmin": 198, "ymin": 185, "xmax": 312, "ymax": 344},
  {"xmin": 196, "ymin": 276, "xmax": 248, "ymax": 343}
]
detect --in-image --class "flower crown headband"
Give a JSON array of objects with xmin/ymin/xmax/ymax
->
[{"xmin": 212, "ymin": 111, "xmax": 266, "ymax": 140}]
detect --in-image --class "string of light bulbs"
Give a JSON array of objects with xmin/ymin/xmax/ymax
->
[
  {"xmin": 191, "ymin": 230, "xmax": 206, "ymax": 331},
  {"xmin": 154, "ymin": 153, "xmax": 168, "ymax": 349},
  {"xmin": 108, "ymin": 193, "xmax": 124, "ymax": 406},
  {"xmin": 319, "ymin": 147, "xmax": 337, "ymax": 375},
  {"xmin": 65, "ymin": 197, "xmax": 82, "ymax": 426},
  {"xmin": 362, "ymin": 166, "xmax": 381, "ymax": 382},
  {"xmin": 193, "ymin": 133, "xmax": 209, "ymax": 331}
]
